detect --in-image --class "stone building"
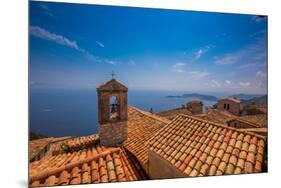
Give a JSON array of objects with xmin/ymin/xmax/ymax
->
[
  {"xmin": 217, "ymin": 97, "xmax": 241, "ymax": 116},
  {"xmin": 227, "ymin": 114, "xmax": 267, "ymax": 129},
  {"xmin": 186, "ymin": 100, "xmax": 203, "ymax": 115},
  {"xmin": 97, "ymin": 78, "xmax": 128, "ymax": 146}
]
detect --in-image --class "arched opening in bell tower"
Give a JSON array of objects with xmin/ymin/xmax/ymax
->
[{"xmin": 110, "ymin": 95, "xmax": 119, "ymax": 120}]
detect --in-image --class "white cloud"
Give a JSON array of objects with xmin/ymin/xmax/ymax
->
[
  {"xmin": 172, "ymin": 62, "xmax": 186, "ymax": 73},
  {"xmin": 193, "ymin": 45, "xmax": 215, "ymax": 61},
  {"xmin": 40, "ymin": 4, "xmax": 50, "ymax": 10},
  {"xmin": 30, "ymin": 26, "xmax": 79, "ymax": 49},
  {"xmin": 211, "ymin": 80, "xmax": 221, "ymax": 88},
  {"xmin": 105, "ymin": 60, "xmax": 116, "ymax": 65},
  {"xmin": 252, "ymin": 15, "xmax": 267, "ymax": 22},
  {"xmin": 256, "ymin": 70, "xmax": 266, "ymax": 78},
  {"xmin": 256, "ymin": 70, "xmax": 267, "ymax": 88},
  {"xmin": 172, "ymin": 62, "xmax": 210, "ymax": 79},
  {"xmin": 239, "ymin": 82, "xmax": 251, "ymax": 87},
  {"xmin": 96, "ymin": 41, "xmax": 105, "ymax": 48},
  {"xmin": 215, "ymin": 35, "xmax": 267, "ymax": 67},
  {"xmin": 39, "ymin": 4, "xmax": 57, "ymax": 18},
  {"xmin": 225, "ymin": 80, "xmax": 231, "ymax": 85},
  {"xmin": 186, "ymin": 71, "xmax": 210, "ymax": 79},
  {"xmin": 238, "ymin": 63, "xmax": 258, "ymax": 69},
  {"xmin": 194, "ymin": 49, "xmax": 203, "ymax": 60},
  {"xmin": 215, "ymin": 55, "xmax": 237, "ymax": 65},
  {"xmin": 30, "ymin": 26, "xmax": 115, "ymax": 65}
]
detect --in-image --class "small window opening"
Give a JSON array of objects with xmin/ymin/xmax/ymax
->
[{"xmin": 110, "ymin": 96, "xmax": 119, "ymax": 120}]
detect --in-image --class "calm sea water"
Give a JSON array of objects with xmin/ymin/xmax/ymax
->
[{"xmin": 30, "ymin": 89, "xmax": 224, "ymax": 137}]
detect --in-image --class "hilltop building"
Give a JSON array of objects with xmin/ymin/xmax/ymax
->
[
  {"xmin": 186, "ymin": 100, "xmax": 203, "ymax": 115},
  {"xmin": 157, "ymin": 107, "xmax": 192, "ymax": 120},
  {"xmin": 29, "ymin": 77, "xmax": 267, "ymax": 187},
  {"xmin": 217, "ymin": 97, "xmax": 241, "ymax": 116}
]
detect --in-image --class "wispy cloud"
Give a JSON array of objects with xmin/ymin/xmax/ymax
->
[
  {"xmin": 239, "ymin": 82, "xmax": 251, "ymax": 87},
  {"xmin": 252, "ymin": 15, "xmax": 267, "ymax": 22},
  {"xmin": 30, "ymin": 26, "xmax": 79, "ymax": 49},
  {"xmin": 194, "ymin": 45, "xmax": 215, "ymax": 61},
  {"xmin": 211, "ymin": 79, "xmax": 221, "ymax": 88},
  {"xmin": 30, "ymin": 26, "xmax": 115, "ymax": 65},
  {"xmin": 187, "ymin": 71, "xmax": 210, "ymax": 79},
  {"xmin": 238, "ymin": 63, "xmax": 258, "ymax": 69},
  {"xmin": 215, "ymin": 35, "xmax": 267, "ymax": 67},
  {"xmin": 39, "ymin": 4, "xmax": 57, "ymax": 18},
  {"xmin": 96, "ymin": 41, "xmax": 105, "ymax": 48},
  {"xmin": 251, "ymin": 29, "xmax": 266, "ymax": 38},
  {"xmin": 172, "ymin": 62, "xmax": 186, "ymax": 73},
  {"xmin": 225, "ymin": 80, "xmax": 231, "ymax": 85},
  {"xmin": 256, "ymin": 70, "xmax": 267, "ymax": 88},
  {"xmin": 194, "ymin": 49, "xmax": 203, "ymax": 60},
  {"xmin": 215, "ymin": 55, "xmax": 237, "ymax": 65},
  {"xmin": 172, "ymin": 62, "xmax": 210, "ymax": 79}
]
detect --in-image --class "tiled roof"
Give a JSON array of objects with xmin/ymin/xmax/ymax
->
[
  {"xmin": 228, "ymin": 114, "xmax": 267, "ymax": 128},
  {"xmin": 149, "ymin": 114, "xmax": 266, "ymax": 177},
  {"xmin": 97, "ymin": 78, "xmax": 128, "ymax": 92},
  {"xmin": 187, "ymin": 100, "xmax": 202, "ymax": 105},
  {"xmin": 157, "ymin": 108, "xmax": 192, "ymax": 120},
  {"xmin": 195, "ymin": 109, "xmax": 237, "ymax": 125},
  {"xmin": 29, "ymin": 138, "xmax": 54, "ymax": 161},
  {"xmin": 29, "ymin": 142, "xmax": 146, "ymax": 187},
  {"xmin": 51, "ymin": 134, "xmax": 99, "ymax": 154},
  {"xmin": 241, "ymin": 128, "xmax": 268, "ymax": 136},
  {"xmin": 124, "ymin": 106, "xmax": 170, "ymax": 169}
]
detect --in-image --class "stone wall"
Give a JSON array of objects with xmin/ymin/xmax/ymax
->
[
  {"xmin": 99, "ymin": 121, "xmax": 128, "ymax": 146},
  {"xmin": 148, "ymin": 150, "xmax": 187, "ymax": 179},
  {"xmin": 186, "ymin": 101, "xmax": 203, "ymax": 115},
  {"xmin": 228, "ymin": 120, "xmax": 257, "ymax": 129},
  {"xmin": 217, "ymin": 99, "xmax": 240, "ymax": 116}
]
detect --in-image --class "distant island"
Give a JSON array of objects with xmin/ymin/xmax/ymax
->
[
  {"xmin": 240, "ymin": 95, "xmax": 268, "ymax": 105},
  {"xmin": 166, "ymin": 93, "xmax": 218, "ymax": 101},
  {"xmin": 230, "ymin": 93, "xmax": 264, "ymax": 100},
  {"xmin": 230, "ymin": 94, "xmax": 267, "ymax": 104}
]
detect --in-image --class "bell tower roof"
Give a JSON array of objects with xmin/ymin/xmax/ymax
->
[{"xmin": 97, "ymin": 79, "xmax": 128, "ymax": 92}]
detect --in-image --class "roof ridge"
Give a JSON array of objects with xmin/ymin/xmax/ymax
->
[
  {"xmin": 129, "ymin": 106, "xmax": 170, "ymax": 124},
  {"xmin": 97, "ymin": 78, "xmax": 128, "ymax": 90},
  {"xmin": 30, "ymin": 147, "xmax": 120, "ymax": 182},
  {"xmin": 173, "ymin": 113, "xmax": 266, "ymax": 139},
  {"xmin": 227, "ymin": 117, "xmax": 261, "ymax": 128}
]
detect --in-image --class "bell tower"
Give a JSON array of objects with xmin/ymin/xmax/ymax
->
[{"xmin": 96, "ymin": 73, "xmax": 128, "ymax": 146}]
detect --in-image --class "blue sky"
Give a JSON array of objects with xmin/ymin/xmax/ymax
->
[{"xmin": 29, "ymin": 1, "xmax": 268, "ymax": 94}]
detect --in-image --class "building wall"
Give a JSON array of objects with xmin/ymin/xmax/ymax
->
[
  {"xmin": 217, "ymin": 99, "xmax": 240, "ymax": 116},
  {"xmin": 228, "ymin": 120, "xmax": 257, "ymax": 129},
  {"xmin": 97, "ymin": 89, "xmax": 128, "ymax": 147},
  {"xmin": 99, "ymin": 121, "xmax": 128, "ymax": 146},
  {"xmin": 186, "ymin": 102, "xmax": 203, "ymax": 115},
  {"xmin": 148, "ymin": 150, "xmax": 187, "ymax": 179}
]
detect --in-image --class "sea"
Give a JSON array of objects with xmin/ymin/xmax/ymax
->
[{"xmin": 30, "ymin": 89, "xmax": 229, "ymax": 137}]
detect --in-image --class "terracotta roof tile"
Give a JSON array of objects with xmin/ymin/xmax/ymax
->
[
  {"xmin": 195, "ymin": 109, "xmax": 238, "ymax": 124},
  {"xmin": 123, "ymin": 106, "xmax": 170, "ymax": 170},
  {"xmin": 29, "ymin": 141, "xmax": 147, "ymax": 187},
  {"xmin": 148, "ymin": 114, "xmax": 266, "ymax": 177}
]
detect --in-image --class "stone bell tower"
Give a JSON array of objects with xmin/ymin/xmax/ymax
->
[{"xmin": 96, "ymin": 73, "xmax": 128, "ymax": 146}]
